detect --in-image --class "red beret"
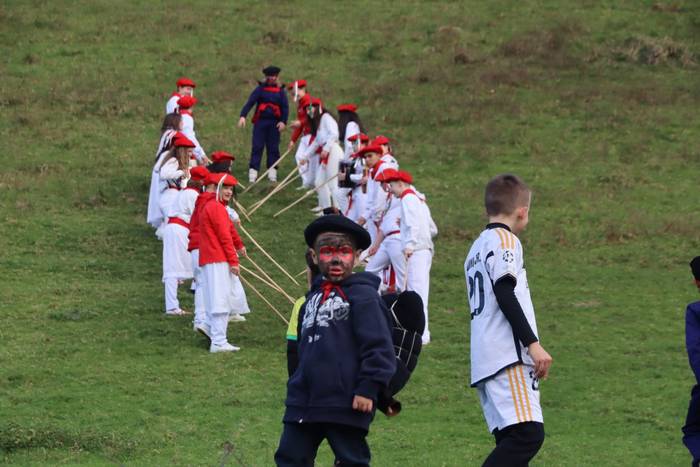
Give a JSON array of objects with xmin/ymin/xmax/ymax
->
[
  {"xmin": 287, "ymin": 79, "xmax": 307, "ymax": 90},
  {"xmin": 311, "ymin": 97, "xmax": 323, "ymax": 107},
  {"xmin": 177, "ymin": 96, "xmax": 197, "ymax": 109},
  {"xmin": 347, "ymin": 133, "xmax": 370, "ymax": 143},
  {"xmin": 174, "ymin": 136, "xmax": 195, "ymax": 148},
  {"xmin": 372, "ymin": 135, "xmax": 390, "ymax": 146},
  {"xmin": 207, "ymin": 172, "xmax": 238, "ymax": 186},
  {"xmin": 397, "ymin": 170, "xmax": 413, "ymax": 184},
  {"xmin": 352, "ymin": 144, "xmax": 383, "ymax": 159},
  {"xmin": 337, "ymin": 103, "xmax": 358, "ymax": 113},
  {"xmin": 189, "ymin": 166, "xmax": 209, "ymax": 182},
  {"xmin": 176, "ymin": 77, "xmax": 196, "ymax": 88},
  {"xmin": 211, "ymin": 151, "xmax": 235, "ymax": 162},
  {"xmin": 375, "ymin": 168, "xmax": 399, "ymax": 183}
]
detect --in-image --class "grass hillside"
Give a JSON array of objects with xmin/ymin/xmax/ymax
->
[{"xmin": 2, "ymin": 1, "xmax": 700, "ymax": 465}]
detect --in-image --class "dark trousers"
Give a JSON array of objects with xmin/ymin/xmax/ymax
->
[
  {"xmin": 250, "ymin": 119, "xmax": 280, "ymax": 171},
  {"xmin": 684, "ymin": 384, "xmax": 700, "ymax": 465},
  {"xmin": 482, "ymin": 422, "xmax": 545, "ymax": 467},
  {"xmin": 275, "ymin": 422, "xmax": 370, "ymax": 467}
]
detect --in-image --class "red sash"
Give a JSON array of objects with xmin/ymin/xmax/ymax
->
[{"xmin": 168, "ymin": 217, "xmax": 190, "ymax": 229}]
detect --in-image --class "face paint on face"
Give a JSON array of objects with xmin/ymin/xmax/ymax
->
[{"xmin": 314, "ymin": 232, "xmax": 357, "ymax": 283}]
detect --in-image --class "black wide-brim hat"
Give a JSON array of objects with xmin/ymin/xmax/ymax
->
[
  {"xmin": 263, "ymin": 65, "xmax": 281, "ymax": 76},
  {"xmin": 304, "ymin": 215, "xmax": 371, "ymax": 251}
]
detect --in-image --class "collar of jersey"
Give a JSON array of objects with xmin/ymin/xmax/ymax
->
[{"xmin": 486, "ymin": 222, "xmax": 511, "ymax": 232}]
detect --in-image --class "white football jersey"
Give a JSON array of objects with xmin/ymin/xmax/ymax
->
[{"xmin": 464, "ymin": 224, "xmax": 538, "ymax": 386}]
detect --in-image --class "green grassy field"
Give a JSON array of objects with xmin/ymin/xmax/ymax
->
[{"xmin": 2, "ymin": 0, "xmax": 700, "ymax": 465}]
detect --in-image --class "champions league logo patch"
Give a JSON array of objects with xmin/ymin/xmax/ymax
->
[{"xmin": 502, "ymin": 250, "xmax": 515, "ymax": 263}]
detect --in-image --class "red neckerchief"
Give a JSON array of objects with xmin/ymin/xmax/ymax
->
[
  {"xmin": 400, "ymin": 188, "xmax": 417, "ymax": 199},
  {"xmin": 179, "ymin": 109, "xmax": 193, "ymax": 116},
  {"xmin": 320, "ymin": 280, "xmax": 347, "ymax": 304},
  {"xmin": 370, "ymin": 160, "xmax": 384, "ymax": 179}
]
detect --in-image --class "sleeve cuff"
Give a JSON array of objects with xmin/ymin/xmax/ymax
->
[{"xmin": 354, "ymin": 380, "xmax": 381, "ymax": 401}]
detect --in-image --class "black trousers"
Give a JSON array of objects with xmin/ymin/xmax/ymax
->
[
  {"xmin": 482, "ymin": 422, "xmax": 545, "ymax": 467},
  {"xmin": 275, "ymin": 422, "xmax": 370, "ymax": 467},
  {"xmin": 684, "ymin": 384, "xmax": 700, "ymax": 465}
]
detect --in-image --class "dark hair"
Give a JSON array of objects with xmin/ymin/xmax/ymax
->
[
  {"xmin": 207, "ymin": 161, "xmax": 232, "ymax": 173},
  {"xmin": 338, "ymin": 111, "xmax": 364, "ymax": 142},
  {"xmin": 484, "ymin": 174, "xmax": 531, "ymax": 216},
  {"xmin": 305, "ymin": 249, "xmax": 321, "ymax": 277},
  {"xmin": 309, "ymin": 105, "xmax": 336, "ymax": 137},
  {"xmin": 161, "ymin": 113, "xmax": 181, "ymax": 134}
]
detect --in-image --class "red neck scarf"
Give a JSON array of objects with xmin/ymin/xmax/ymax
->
[
  {"xmin": 400, "ymin": 188, "xmax": 417, "ymax": 199},
  {"xmin": 370, "ymin": 160, "xmax": 384, "ymax": 179},
  {"xmin": 320, "ymin": 280, "xmax": 347, "ymax": 303}
]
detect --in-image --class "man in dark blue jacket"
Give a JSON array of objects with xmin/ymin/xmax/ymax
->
[
  {"xmin": 684, "ymin": 256, "xmax": 700, "ymax": 466},
  {"xmin": 238, "ymin": 65, "xmax": 289, "ymax": 183},
  {"xmin": 275, "ymin": 215, "xmax": 396, "ymax": 467}
]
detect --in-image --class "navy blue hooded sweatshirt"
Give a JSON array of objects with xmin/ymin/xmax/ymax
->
[{"xmin": 283, "ymin": 272, "xmax": 396, "ymax": 431}]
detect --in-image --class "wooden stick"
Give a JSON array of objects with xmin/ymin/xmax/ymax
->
[
  {"xmin": 248, "ymin": 168, "xmax": 298, "ymax": 212},
  {"xmin": 242, "ymin": 147, "xmax": 292, "ymax": 193},
  {"xmin": 248, "ymin": 171, "xmax": 301, "ymax": 215},
  {"xmin": 239, "ymin": 275, "xmax": 289, "ymax": 325},
  {"xmin": 238, "ymin": 225, "xmax": 301, "ymax": 286},
  {"xmin": 236, "ymin": 180, "xmax": 247, "ymax": 190},
  {"xmin": 231, "ymin": 198, "xmax": 252, "ymax": 223},
  {"xmin": 240, "ymin": 264, "xmax": 295, "ymax": 304},
  {"xmin": 296, "ymin": 268, "xmax": 307, "ymax": 277},
  {"xmin": 273, "ymin": 174, "xmax": 339, "ymax": 218},
  {"xmin": 246, "ymin": 255, "xmax": 292, "ymax": 298}
]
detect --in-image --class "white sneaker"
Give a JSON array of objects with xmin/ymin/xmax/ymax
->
[
  {"xmin": 268, "ymin": 168, "xmax": 277, "ymax": 183},
  {"xmin": 229, "ymin": 313, "xmax": 247, "ymax": 322},
  {"xmin": 194, "ymin": 322, "xmax": 211, "ymax": 338},
  {"xmin": 210, "ymin": 342, "xmax": 240, "ymax": 353},
  {"xmin": 248, "ymin": 168, "xmax": 258, "ymax": 183},
  {"xmin": 311, "ymin": 206, "xmax": 323, "ymax": 213}
]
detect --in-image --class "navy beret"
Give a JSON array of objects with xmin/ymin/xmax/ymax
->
[
  {"xmin": 263, "ymin": 65, "xmax": 281, "ymax": 76},
  {"xmin": 304, "ymin": 215, "xmax": 371, "ymax": 251}
]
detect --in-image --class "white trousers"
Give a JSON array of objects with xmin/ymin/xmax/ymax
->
[
  {"xmin": 295, "ymin": 135, "xmax": 316, "ymax": 188},
  {"xmin": 191, "ymin": 249, "xmax": 206, "ymax": 326},
  {"xmin": 164, "ymin": 277, "xmax": 180, "ymax": 311},
  {"xmin": 202, "ymin": 262, "xmax": 250, "ymax": 345},
  {"xmin": 314, "ymin": 143, "xmax": 343, "ymax": 209},
  {"xmin": 162, "ymin": 223, "xmax": 193, "ymax": 281},
  {"xmin": 365, "ymin": 237, "xmax": 405, "ymax": 292},
  {"xmin": 345, "ymin": 188, "xmax": 367, "ymax": 223},
  {"xmin": 406, "ymin": 249, "xmax": 433, "ymax": 341}
]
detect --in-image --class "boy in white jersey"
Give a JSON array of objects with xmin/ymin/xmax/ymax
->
[{"xmin": 464, "ymin": 174, "xmax": 552, "ymax": 466}]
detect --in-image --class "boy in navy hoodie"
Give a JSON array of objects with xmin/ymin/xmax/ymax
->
[
  {"xmin": 275, "ymin": 215, "xmax": 396, "ymax": 467},
  {"xmin": 684, "ymin": 256, "xmax": 700, "ymax": 466}
]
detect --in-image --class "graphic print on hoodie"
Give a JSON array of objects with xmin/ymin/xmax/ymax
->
[{"xmin": 283, "ymin": 272, "xmax": 396, "ymax": 431}]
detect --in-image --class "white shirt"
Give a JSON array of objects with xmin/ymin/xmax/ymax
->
[
  {"xmin": 166, "ymin": 94, "xmax": 180, "ymax": 114},
  {"xmin": 342, "ymin": 121, "xmax": 360, "ymax": 160},
  {"xmin": 363, "ymin": 156, "xmax": 399, "ymax": 222},
  {"xmin": 305, "ymin": 113, "xmax": 339, "ymax": 158},
  {"xmin": 180, "ymin": 113, "xmax": 206, "ymax": 161},
  {"xmin": 399, "ymin": 188, "xmax": 436, "ymax": 251},
  {"xmin": 168, "ymin": 188, "xmax": 199, "ymax": 220},
  {"xmin": 378, "ymin": 192, "xmax": 402, "ymax": 236},
  {"xmin": 464, "ymin": 226, "xmax": 538, "ymax": 386},
  {"xmin": 159, "ymin": 158, "xmax": 187, "ymax": 189}
]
